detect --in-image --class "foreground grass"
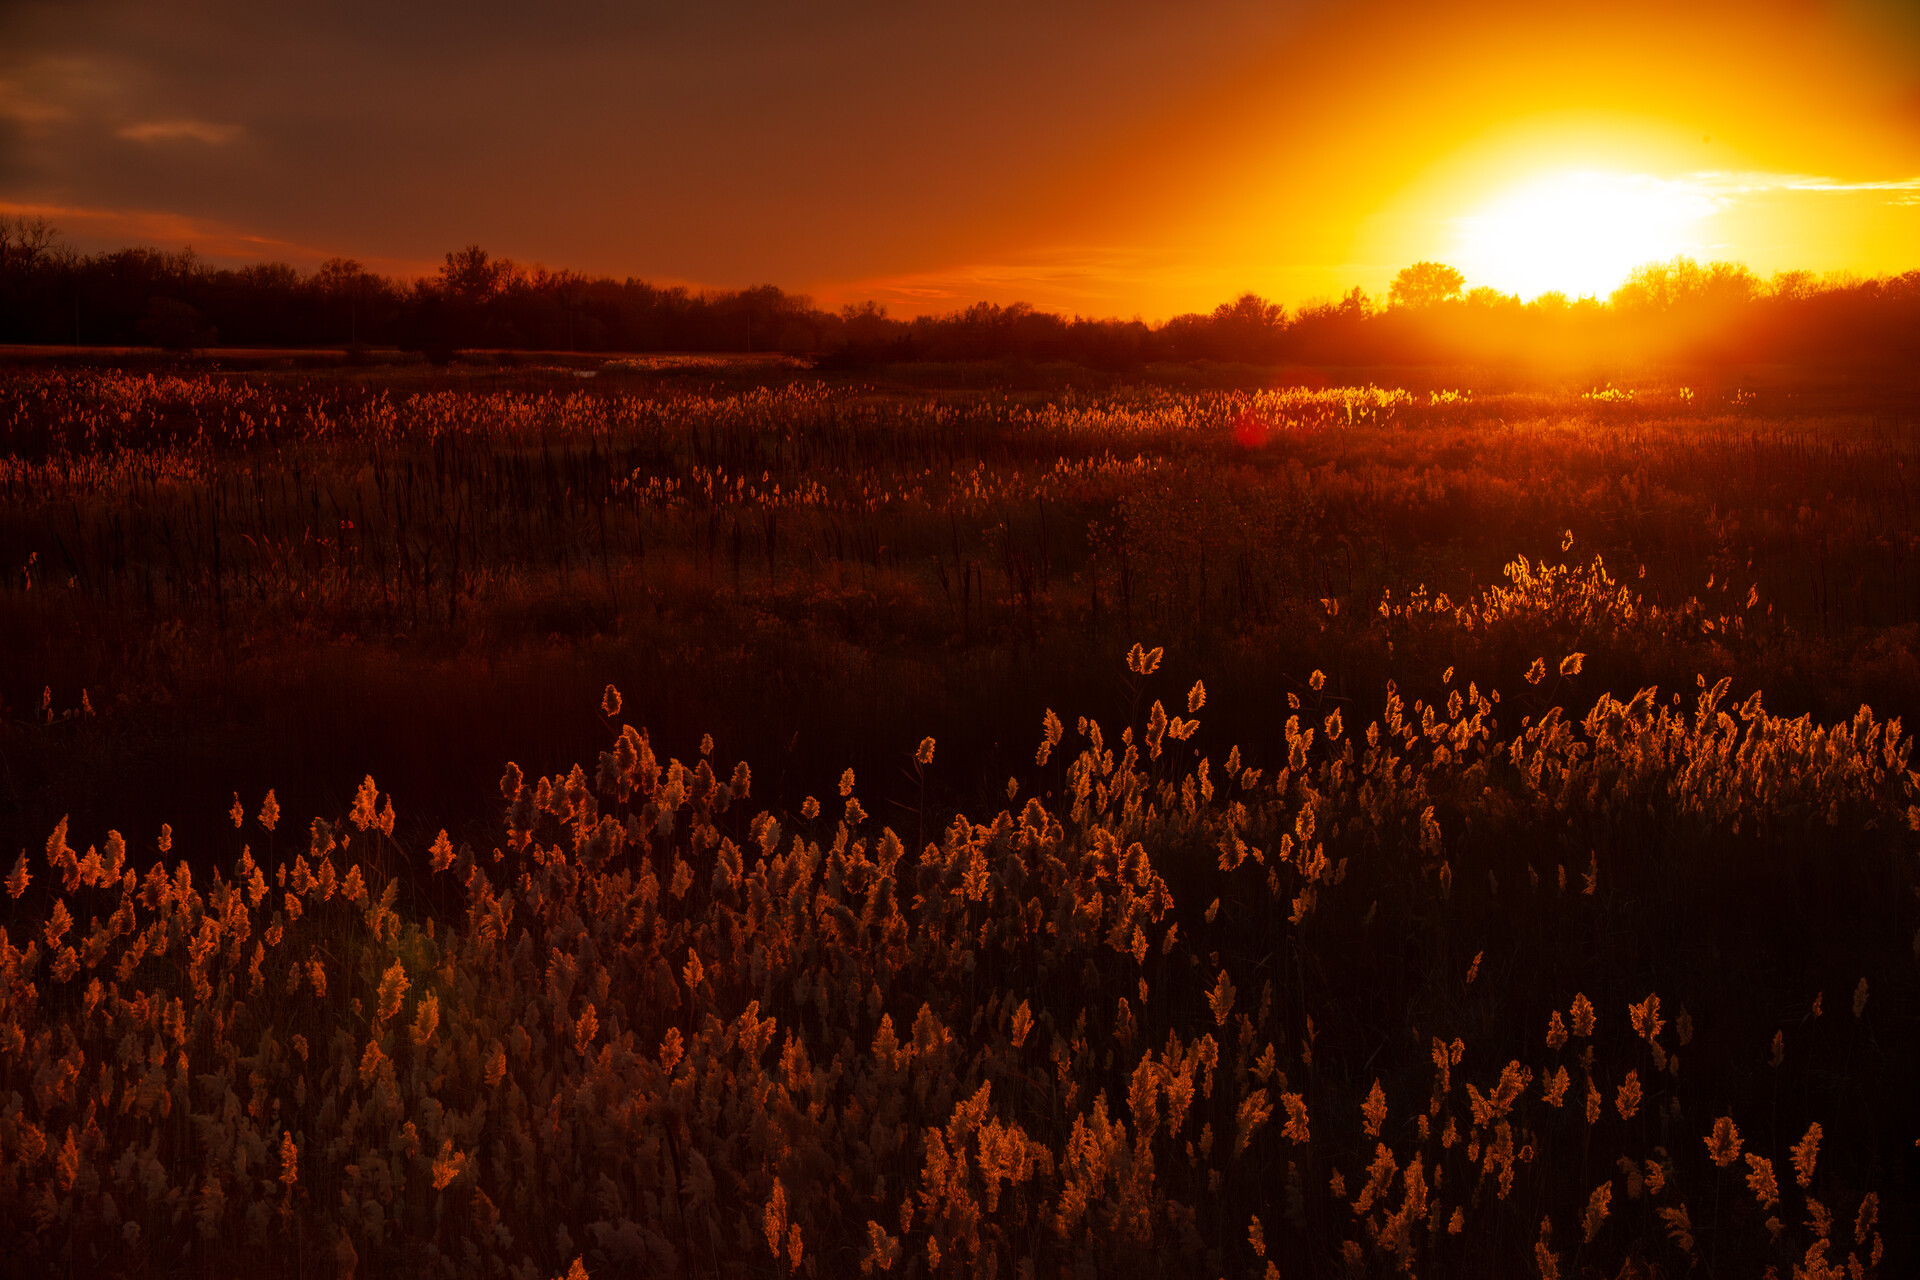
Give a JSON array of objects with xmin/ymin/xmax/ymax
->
[{"xmin": 0, "ymin": 637, "xmax": 1912, "ymax": 1278}]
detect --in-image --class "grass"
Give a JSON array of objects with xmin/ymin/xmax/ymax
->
[{"xmin": 0, "ymin": 360, "xmax": 1914, "ymax": 1275}]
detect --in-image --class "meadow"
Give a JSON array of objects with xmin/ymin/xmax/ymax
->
[{"xmin": 0, "ymin": 359, "xmax": 1915, "ymax": 1277}]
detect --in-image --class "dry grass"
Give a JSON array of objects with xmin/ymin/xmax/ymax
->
[
  {"xmin": 1, "ymin": 366, "xmax": 1917, "ymax": 1274},
  {"xmin": 0, "ymin": 637, "xmax": 1912, "ymax": 1274}
]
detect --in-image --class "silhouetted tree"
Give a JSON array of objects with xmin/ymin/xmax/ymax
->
[
  {"xmin": 0, "ymin": 221, "xmax": 1914, "ymax": 373},
  {"xmin": 1387, "ymin": 261, "xmax": 1465, "ymax": 309}
]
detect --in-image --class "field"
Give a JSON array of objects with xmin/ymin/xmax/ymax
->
[{"xmin": 1, "ymin": 359, "xmax": 1916, "ymax": 1277}]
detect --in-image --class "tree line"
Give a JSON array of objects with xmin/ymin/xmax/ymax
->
[{"xmin": 2, "ymin": 218, "xmax": 1916, "ymax": 371}]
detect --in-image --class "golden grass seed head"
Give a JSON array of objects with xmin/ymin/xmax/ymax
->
[
  {"xmin": 1570, "ymin": 993, "xmax": 1595, "ymax": 1037},
  {"xmin": 1615, "ymin": 1071, "xmax": 1641, "ymax": 1121},
  {"xmin": 1704, "ymin": 1116, "xmax": 1743, "ymax": 1167},
  {"xmin": 1581, "ymin": 1183, "xmax": 1611, "ymax": 1244},
  {"xmin": 1791, "ymin": 1122, "xmax": 1822, "ymax": 1188}
]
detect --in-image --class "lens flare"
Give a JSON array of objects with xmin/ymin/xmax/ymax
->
[{"xmin": 1453, "ymin": 170, "xmax": 1721, "ymax": 300}]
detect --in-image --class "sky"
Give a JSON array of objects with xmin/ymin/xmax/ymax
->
[{"xmin": 1, "ymin": 0, "xmax": 1917, "ymax": 318}]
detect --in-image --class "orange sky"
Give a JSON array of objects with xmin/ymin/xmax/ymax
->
[{"xmin": 3, "ymin": 0, "xmax": 1916, "ymax": 318}]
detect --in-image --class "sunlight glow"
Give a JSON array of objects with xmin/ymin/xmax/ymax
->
[{"xmin": 1453, "ymin": 170, "xmax": 1721, "ymax": 300}]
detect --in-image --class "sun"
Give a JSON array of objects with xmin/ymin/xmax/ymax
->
[{"xmin": 1452, "ymin": 170, "xmax": 1722, "ymax": 300}]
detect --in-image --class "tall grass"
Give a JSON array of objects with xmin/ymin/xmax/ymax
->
[
  {"xmin": 7, "ymin": 367, "xmax": 1920, "ymax": 861},
  {"xmin": 0, "ymin": 645, "xmax": 1909, "ymax": 1275},
  {"xmin": 3, "ymin": 366, "xmax": 1917, "ymax": 1273}
]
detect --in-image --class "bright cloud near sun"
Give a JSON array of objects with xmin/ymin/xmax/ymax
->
[{"xmin": 1452, "ymin": 170, "xmax": 1724, "ymax": 300}]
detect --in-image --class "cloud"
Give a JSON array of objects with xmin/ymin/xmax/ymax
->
[
  {"xmin": 0, "ymin": 77, "xmax": 72, "ymax": 126},
  {"xmin": 0, "ymin": 198, "xmax": 433, "ymax": 275},
  {"xmin": 1683, "ymin": 170, "xmax": 1920, "ymax": 202},
  {"xmin": 116, "ymin": 119, "xmax": 241, "ymax": 144}
]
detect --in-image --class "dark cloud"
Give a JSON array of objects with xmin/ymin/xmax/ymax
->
[{"xmin": 0, "ymin": 0, "xmax": 1310, "ymax": 283}]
